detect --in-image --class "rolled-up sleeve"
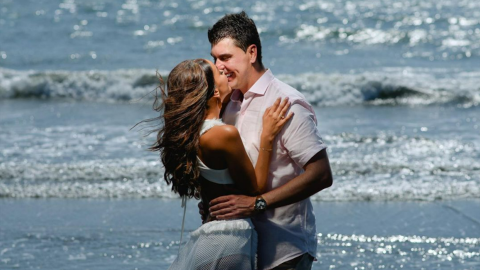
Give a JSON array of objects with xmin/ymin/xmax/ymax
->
[{"xmin": 282, "ymin": 103, "xmax": 327, "ymax": 168}]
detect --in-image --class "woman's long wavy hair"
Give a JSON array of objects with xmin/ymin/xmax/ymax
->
[{"xmin": 151, "ymin": 59, "xmax": 215, "ymax": 198}]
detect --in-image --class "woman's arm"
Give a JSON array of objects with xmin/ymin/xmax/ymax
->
[{"xmin": 254, "ymin": 97, "xmax": 293, "ymax": 193}]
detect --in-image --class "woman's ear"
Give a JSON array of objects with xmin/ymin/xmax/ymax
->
[{"xmin": 213, "ymin": 89, "xmax": 220, "ymax": 98}]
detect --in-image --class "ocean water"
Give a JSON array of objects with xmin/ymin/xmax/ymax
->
[
  {"xmin": 1, "ymin": 100, "xmax": 479, "ymax": 202},
  {"xmin": 1, "ymin": 0, "xmax": 480, "ymax": 269},
  {"xmin": 2, "ymin": 199, "xmax": 480, "ymax": 270}
]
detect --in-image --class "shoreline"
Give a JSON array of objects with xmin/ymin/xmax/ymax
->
[
  {"xmin": 3, "ymin": 198, "xmax": 480, "ymax": 236},
  {"xmin": 2, "ymin": 198, "xmax": 479, "ymax": 269}
]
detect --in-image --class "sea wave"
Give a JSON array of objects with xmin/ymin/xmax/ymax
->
[
  {"xmin": 1, "ymin": 174, "xmax": 478, "ymax": 201},
  {"xmin": 0, "ymin": 68, "xmax": 163, "ymax": 102},
  {"xmin": 279, "ymin": 70, "xmax": 480, "ymax": 107},
  {"xmin": 1, "ymin": 156, "xmax": 478, "ymax": 201},
  {"xmin": 1, "ymin": 68, "xmax": 479, "ymax": 107}
]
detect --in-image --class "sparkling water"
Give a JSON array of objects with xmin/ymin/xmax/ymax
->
[{"xmin": 1, "ymin": 0, "xmax": 479, "ymax": 269}]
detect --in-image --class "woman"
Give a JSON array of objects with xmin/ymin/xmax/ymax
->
[{"xmin": 151, "ymin": 59, "xmax": 292, "ymax": 270}]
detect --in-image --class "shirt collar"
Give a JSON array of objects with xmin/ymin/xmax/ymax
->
[
  {"xmin": 244, "ymin": 69, "xmax": 275, "ymax": 98},
  {"xmin": 230, "ymin": 89, "xmax": 243, "ymax": 102}
]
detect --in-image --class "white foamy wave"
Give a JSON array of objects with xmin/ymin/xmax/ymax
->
[
  {"xmin": 0, "ymin": 179, "xmax": 176, "ymax": 199},
  {"xmin": 319, "ymin": 132, "xmax": 480, "ymax": 201},
  {"xmin": 1, "ymin": 155, "xmax": 479, "ymax": 200},
  {"xmin": 1, "ymin": 68, "xmax": 479, "ymax": 106},
  {"xmin": 2, "ymin": 174, "xmax": 478, "ymax": 201},
  {"xmin": 0, "ymin": 68, "xmax": 166, "ymax": 102},
  {"xmin": 0, "ymin": 159, "xmax": 161, "ymax": 182},
  {"xmin": 277, "ymin": 69, "xmax": 480, "ymax": 107},
  {"xmin": 313, "ymin": 175, "xmax": 480, "ymax": 202},
  {"xmin": 0, "ymin": 159, "xmax": 175, "ymax": 198}
]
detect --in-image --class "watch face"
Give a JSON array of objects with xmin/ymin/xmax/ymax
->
[{"xmin": 255, "ymin": 199, "xmax": 266, "ymax": 210}]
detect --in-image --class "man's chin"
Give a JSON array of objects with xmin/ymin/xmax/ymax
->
[{"xmin": 227, "ymin": 81, "xmax": 237, "ymax": 90}]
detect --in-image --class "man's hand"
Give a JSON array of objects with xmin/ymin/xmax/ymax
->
[{"xmin": 209, "ymin": 195, "xmax": 256, "ymax": 220}]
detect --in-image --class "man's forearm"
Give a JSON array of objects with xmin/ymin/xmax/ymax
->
[
  {"xmin": 262, "ymin": 150, "xmax": 333, "ymax": 209},
  {"xmin": 208, "ymin": 150, "xmax": 332, "ymax": 219}
]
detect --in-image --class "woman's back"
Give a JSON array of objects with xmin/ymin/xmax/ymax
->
[{"xmin": 197, "ymin": 119, "xmax": 245, "ymax": 221}]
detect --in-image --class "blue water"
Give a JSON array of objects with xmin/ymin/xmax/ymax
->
[
  {"xmin": 1, "ymin": 100, "xmax": 479, "ymax": 201},
  {"xmin": 1, "ymin": 0, "xmax": 479, "ymax": 106},
  {"xmin": 1, "ymin": 0, "xmax": 480, "ymax": 269},
  {"xmin": 2, "ymin": 199, "xmax": 480, "ymax": 270},
  {"xmin": 1, "ymin": 0, "xmax": 480, "ymax": 73}
]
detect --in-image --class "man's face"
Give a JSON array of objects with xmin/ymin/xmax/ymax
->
[{"xmin": 210, "ymin": 37, "xmax": 252, "ymax": 93}]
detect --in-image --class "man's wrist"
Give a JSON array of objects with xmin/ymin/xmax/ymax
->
[{"xmin": 254, "ymin": 195, "xmax": 267, "ymax": 213}]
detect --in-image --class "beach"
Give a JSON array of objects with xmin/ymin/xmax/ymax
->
[
  {"xmin": 2, "ymin": 198, "xmax": 479, "ymax": 269},
  {"xmin": 1, "ymin": 0, "xmax": 480, "ymax": 269}
]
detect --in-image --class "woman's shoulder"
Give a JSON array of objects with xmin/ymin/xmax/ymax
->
[
  {"xmin": 204, "ymin": 124, "xmax": 240, "ymax": 141},
  {"xmin": 213, "ymin": 124, "xmax": 239, "ymax": 136},
  {"xmin": 200, "ymin": 124, "xmax": 241, "ymax": 150}
]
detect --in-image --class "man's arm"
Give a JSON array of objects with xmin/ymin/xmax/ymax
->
[
  {"xmin": 209, "ymin": 149, "xmax": 332, "ymax": 219},
  {"xmin": 263, "ymin": 149, "xmax": 332, "ymax": 208}
]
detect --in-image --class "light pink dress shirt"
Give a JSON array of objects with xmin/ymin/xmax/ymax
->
[{"xmin": 222, "ymin": 69, "xmax": 327, "ymax": 269}]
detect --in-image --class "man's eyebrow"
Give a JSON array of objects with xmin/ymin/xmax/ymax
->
[{"xmin": 216, "ymin": 53, "xmax": 231, "ymax": 58}]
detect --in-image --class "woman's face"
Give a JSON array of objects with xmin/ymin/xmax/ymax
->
[{"xmin": 206, "ymin": 59, "xmax": 231, "ymax": 102}]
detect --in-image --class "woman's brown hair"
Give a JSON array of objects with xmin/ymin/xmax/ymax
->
[{"xmin": 150, "ymin": 59, "xmax": 215, "ymax": 198}]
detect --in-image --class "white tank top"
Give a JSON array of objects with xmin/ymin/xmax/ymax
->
[{"xmin": 197, "ymin": 119, "xmax": 234, "ymax": 185}]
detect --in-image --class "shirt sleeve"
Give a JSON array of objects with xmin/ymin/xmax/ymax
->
[{"xmin": 281, "ymin": 103, "xmax": 327, "ymax": 168}]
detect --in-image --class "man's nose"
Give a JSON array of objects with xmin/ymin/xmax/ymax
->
[{"xmin": 215, "ymin": 61, "xmax": 225, "ymax": 70}]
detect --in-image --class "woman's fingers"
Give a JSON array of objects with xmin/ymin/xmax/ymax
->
[
  {"xmin": 271, "ymin": 97, "xmax": 281, "ymax": 113},
  {"xmin": 279, "ymin": 97, "xmax": 289, "ymax": 111},
  {"xmin": 279, "ymin": 100, "xmax": 290, "ymax": 119},
  {"xmin": 265, "ymin": 97, "xmax": 292, "ymax": 123},
  {"xmin": 282, "ymin": 112, "xmax": 294, "ymax": 122},
  {"xmin": 264, "ymin": 106, "xmax": 271, "ymax": 115},
  {"xmin": 274, "ymin": 97, "xmax": 289, "ymax": 114}
]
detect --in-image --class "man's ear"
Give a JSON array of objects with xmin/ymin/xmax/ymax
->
[{"xmin": 247, "ymin": 44, "xmax": 257, "ymax": 64}]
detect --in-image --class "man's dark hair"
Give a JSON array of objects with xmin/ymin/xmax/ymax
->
[{"xmin": 208, "ymin": 11, "xmax": 264, "ymax": 69}]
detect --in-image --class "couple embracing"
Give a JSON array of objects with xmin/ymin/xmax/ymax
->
[{"xmin": 153, "ymin": 12, "xmax": 333, "ymax": 270}]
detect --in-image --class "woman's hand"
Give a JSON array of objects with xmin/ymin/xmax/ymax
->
[{"xmin": 261, "ymin": 97, "xmax": 294, "ymax": 142}]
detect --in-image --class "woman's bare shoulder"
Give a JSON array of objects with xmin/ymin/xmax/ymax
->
[
  {"xmin": 200, "ymin": 124, "xmax": 241, "ymax": 150},
  {"xmin": 214, "ymin": 124, "xmax": 239, "ymax": 137}
]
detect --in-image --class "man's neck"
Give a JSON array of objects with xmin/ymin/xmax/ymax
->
[{"xmin": 240, "ymin": 67, "xmax": 267, "ymax": 95}]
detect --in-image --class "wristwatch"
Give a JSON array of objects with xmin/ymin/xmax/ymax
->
[{"xmin": 254, "ymin": 196, "xmax": 267, "ymax": 213}]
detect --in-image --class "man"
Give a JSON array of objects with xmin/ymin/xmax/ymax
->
[{"xmin": 207, "ymin": 12, "xmax": 333, "ymax": 270}]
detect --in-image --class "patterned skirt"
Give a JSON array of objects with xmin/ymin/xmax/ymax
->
[{"xmin": 168, "ymin": 219, "xmax": 257, "ymax": 270}]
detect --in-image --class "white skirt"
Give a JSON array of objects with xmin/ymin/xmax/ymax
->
[{"xmin": 168, "ymin": 219, "xmax": 257, "ymax": 270}]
